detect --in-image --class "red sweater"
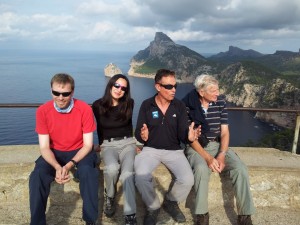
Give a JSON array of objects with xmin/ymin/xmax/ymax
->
[{"xmin": 36, "ymin": 99, "xmax": 95, "ymax": 151}]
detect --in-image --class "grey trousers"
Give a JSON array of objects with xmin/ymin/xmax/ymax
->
[
  {"xmin": 134, "ymin": 147, "xmax": 194, "ymax": 211},
  {"xmin": 101, "ymin": 137, "xmax": 136, "ymax": 215},
  {"xmin": 185, "ymin": 141, "xmax": 255, "ymax": 215}
]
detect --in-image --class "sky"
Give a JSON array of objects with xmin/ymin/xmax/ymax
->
[{"xmin": 1, "ymin": 0, "xmax": 300, "ymax": 54}]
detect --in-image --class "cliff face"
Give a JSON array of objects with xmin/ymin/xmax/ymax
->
[
  {"xmin": 217, "ymin": 63, "xmax": 300, "ymax": 128},
  {"xmin": 128, "ymin": 32, "xmax": 216, "ymax": 82},
  {"xmin": 104, "ymin": 63, "xmax": 122, "ymax": 77}
]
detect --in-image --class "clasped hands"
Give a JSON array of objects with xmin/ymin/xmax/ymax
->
[
  {"xmin": 55, "ymin": 164, "xmax": 72, "ymax": 184},
  {"xmin": 207, "ymin": 154, "xmax": 226, "ymax": 173}
]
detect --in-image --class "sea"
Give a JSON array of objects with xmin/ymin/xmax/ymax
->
[{"xmin": 0, "ymin": 49, "xmax": 276, "ymax": 146}]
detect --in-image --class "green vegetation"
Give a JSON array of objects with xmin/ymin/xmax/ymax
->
[
  {"xmin": 243, "ymin": 128, "xmax": 299, "ymax": 154},
  {"xmin": 134, "ymin": 58, "xmax": 166, "ymax": 74},
  {"xmin": 241, "ymin": 61, "xmax": 280, "ymax": 84}
]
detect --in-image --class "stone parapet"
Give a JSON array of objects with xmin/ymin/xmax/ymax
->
[{"xmin": 0, "ymin": 145, "xmax": 299, "ymax": 225}]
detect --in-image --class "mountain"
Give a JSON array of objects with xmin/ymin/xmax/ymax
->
[
  {"xmin": 209, "ymin": 46, "xmax": 264, "ymax": 62},
  {"xmin": 210, "ymin": 47, "xmax": 300, "ymax": 80},
  {"xmin": 127, "ymin": 32, "xmax": 299, "ymax": 128},
  {"xmin": 128, "ymin": 32, "xmax": 218, "ymax": 82}
]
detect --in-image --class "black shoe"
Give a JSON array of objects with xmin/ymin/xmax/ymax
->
[
  {"xmin": 143, "ymin": 208, "xmax": 160, "ymax": 225},
  {"xmin": 104, "ymin": 194, "xmax": 115, "ymax": 217},
  {"xmin": 86, "ymin": 222, "xmax": 96, "ymax": 225},
  {"xmin": 195, "ymin": 212, "xmax": 209, "ymax": 225},
  {"xmin": 125, "ymin": 214, "xmax": 137, "ymax": 225},
  {"xmin": 238, "ymin": 215, "xmax": 253, "ymax": 225},
  {"xmin": 162, "ymin": 198, "xmax": 186, "ymax": 223}
]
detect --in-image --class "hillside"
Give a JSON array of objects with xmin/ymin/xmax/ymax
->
[
  {"xmin": 127, "ymin": 32, "xmax": 300, "ymax": 128},
  {"xmin": 210, "ymin": 47, "xmax": 300, "ymax": 85},
  {"xmin": 216, "ymin": 62, "xmax": 299, "ymax": 128}
]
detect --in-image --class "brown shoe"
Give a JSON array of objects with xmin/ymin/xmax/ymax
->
[
  {"xmin": 238, "ymin": 215, "xmax": 253, "ymax": 225},
  {"xmin": 195, "ymin": 212, "xmax": 209, "ymax": 225}
]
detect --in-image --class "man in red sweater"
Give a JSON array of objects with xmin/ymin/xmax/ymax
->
[{"xmin": 29, "ymin": 73, "xmax": 99, "ymax": 225}]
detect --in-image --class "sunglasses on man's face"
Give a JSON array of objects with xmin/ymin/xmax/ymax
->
[
  {"xmin": 159, "ymin": 83, "xmax": 177, "ymax": 90},
  {"xmin": 113, "ymin": 83, "xmax": 127, "ymax": 92},
  {"xmin": 52, "ymin": 90, "xmax": 72, "ymax": 97}
]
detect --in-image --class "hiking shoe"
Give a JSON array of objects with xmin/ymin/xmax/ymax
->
[
  {"xmin": 104, "ymin": 194, "xmax": 115, "ymax": 217},
  {"xmin": 125, "ymin": 214, "xmax": 137, "ymax": 225},
  {"xmin": 85, "ymin": 222, "xmax": 97, "ymax": 225},
  {"xmin": 162, "ymin": 198, "xmax": 186, "ymax": 223},
  {"xmin": 143, "ymin": 208, "xmax": 160, "ymax": 225},
  {"xmin": 238, "ymin": 215, "xmax": 253, "ymax": 225},
  {"xmin": 195, "ymin": 212, "xmax": 209, "ymax": 225}
]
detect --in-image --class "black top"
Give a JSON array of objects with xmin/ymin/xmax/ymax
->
[
  {"xmin": 135, "ymin": 94, "xmax": 190, "ymax": 150},
  {"xmin": 182, "ymin": 89, "xmax": 228, "ymax": 141},
  {"xmin": 92, "ymin": 98, "xmax": 133, "ymax": 145},
  {"xmin": 182, "ymin": 89, "xmax": 209, "ymax": 133}
]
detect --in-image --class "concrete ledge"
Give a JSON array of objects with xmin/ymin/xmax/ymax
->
[{"xmin": 0, "ymin": 145, "xmax": 300, "ymax": 225}]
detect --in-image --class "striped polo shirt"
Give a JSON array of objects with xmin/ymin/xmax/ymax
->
[{"xmin": 204, "ymin": 98, "xmax": 228, "ymax": 141}]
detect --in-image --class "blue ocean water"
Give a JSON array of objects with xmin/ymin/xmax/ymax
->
[{"xmin": 0, "ymin": 49, "xmax": 275, "ymax": 146}]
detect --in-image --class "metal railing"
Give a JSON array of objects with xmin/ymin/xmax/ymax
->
[{"xmin": 1, "ymin": 103, "xmax": 299, "ymax": 154}]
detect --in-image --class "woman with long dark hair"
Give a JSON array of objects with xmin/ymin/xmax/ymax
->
[{"xmin": 92, "ymin": 74, "xmax": 136, "ymax": 225}]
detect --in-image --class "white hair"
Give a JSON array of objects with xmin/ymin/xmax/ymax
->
[{"xmin": 194, "ymin": 74, "xmax": 218, "ymax": 91}]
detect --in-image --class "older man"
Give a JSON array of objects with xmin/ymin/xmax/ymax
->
[{"xmin": 182, "ymin": 74, "xmax": 255, "ymax": 225}]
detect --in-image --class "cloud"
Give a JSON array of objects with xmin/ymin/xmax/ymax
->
[{"xmin": 0, "ymin": 0, "xmax": 300, "ymax": 53}]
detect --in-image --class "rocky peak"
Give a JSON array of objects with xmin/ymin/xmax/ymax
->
[
  {"xmin": 129, "ymin": 32, "xmax": 209, "ymax": 81},
  {"xmin": 211, "ymin": 46, "xmax": 263, "ymax": 59},
  {"xmin": 154, "ymin": 32, "xmax": 174, "ymax": 44}
]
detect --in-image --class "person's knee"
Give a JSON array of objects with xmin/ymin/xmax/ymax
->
[
  {"xmin": 230, "ymin": 162, "xmax": 249, "ymax": 179},
  {"xmin": 78, "ymin": 164, "xmax": 99, "ymax": 179},
  {"xmin": 119, "ymin": 171, "xmax": 134, "ymax": 183},
  {"xmin": 194, "ymin": 163, "xmax": 210, "ymax": 180},
  {"xmin": 182, "ymin": 172, "xmax": 194, "ymax": 187},
  {"xmin": 104, "ymin": 164, "xmax": 120, "ymax": 177}
]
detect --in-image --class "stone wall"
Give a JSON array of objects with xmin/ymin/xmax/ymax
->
[{"xmin": 0, "ymin": 146, "xmax": 300, "ymax": 225}]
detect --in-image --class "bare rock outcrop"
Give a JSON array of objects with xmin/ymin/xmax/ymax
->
[{"xmin": 104, "ymin": 63, "xmax": 122, "ymax": 77}]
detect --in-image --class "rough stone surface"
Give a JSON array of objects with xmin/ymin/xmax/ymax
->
[
  {"xmin": 0, "ymin": 145, "xmax": 300, "ymax": 225},
  {"xmin": 104, "ymin": 63, "xmax": 122, "ymax": 77}
]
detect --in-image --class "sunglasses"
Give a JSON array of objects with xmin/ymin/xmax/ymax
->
[
  {"xmin": 113, "ymin": 83, "xmax": 127, "ymax": 92},
  {"xmin": 52, "ymin": 90, "xmax": 72, "ymax": 97},
  {"xmin": 159, "ymin": 83, "xmax": 177, "ymax": 90}
]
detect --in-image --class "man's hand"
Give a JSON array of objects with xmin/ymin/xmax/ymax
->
[
  {"xmin": 141, "ymin": 123, "xmax": 149, "ymax": 142},
  {"xmin": 94, "ymin": 144, "xmax": 101, "ymax": 152},
  {"xmin": 216, "ymin": 153, "xmax": 226, "ymax": 172},
  {"xmin": 55, "ymin": 165, "xmax": 71, "ymax": 184},
  {"xmin": 188, "ymin": 122, "xmax": 201, "ymax": 142},
  {"xmin": 206, "ymin": 155, "xmax": 221, "ymax": 173}
]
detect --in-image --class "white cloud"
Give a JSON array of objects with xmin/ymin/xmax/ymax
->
[{"xmin": 0, "ymin": 0, "xmax": 300, "ymax": 53}]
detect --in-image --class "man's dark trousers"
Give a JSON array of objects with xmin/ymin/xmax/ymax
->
[{"xmin": 29, "ymin": 149, "xmax": 99, "ymax": 225}]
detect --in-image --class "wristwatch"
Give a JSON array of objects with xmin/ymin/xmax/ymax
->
[{"xmin": 70, "ymin": 159, "xmax": 78, "ymax": 169}]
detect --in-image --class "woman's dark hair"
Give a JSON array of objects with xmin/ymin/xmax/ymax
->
[{"xmin": 99, "ymin": 74, "xmax": 133, "ymax": 120}]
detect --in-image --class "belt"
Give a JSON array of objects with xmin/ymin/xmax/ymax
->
[
  {"xmin": 210, "ymin": 136, "xmax": 221, "ymax": 143},
  {"xmin": 104, "ymin": 136, "xmax": 128, "ymax": 142}
]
